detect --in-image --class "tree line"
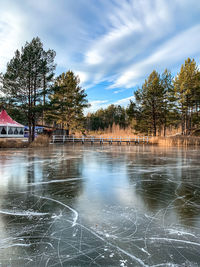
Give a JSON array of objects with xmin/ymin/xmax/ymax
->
[
  {"xmin": 86, "ymin": 104, "xmax": 127, "ymax": 131},
  {"xmin": 87, "ymin": 58, "xmax": 200, "ymax": 136},
  {"xmin": 0, "ymin": 37, "xmax": 89, "ymax": 142}
]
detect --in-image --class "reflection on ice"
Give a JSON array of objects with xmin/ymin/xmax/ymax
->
[{"xmin": 0, "ymin": 145, "xmax": 200, "ymax": 266}]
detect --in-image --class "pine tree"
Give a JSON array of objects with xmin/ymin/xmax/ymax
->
[
  {"xmin": 193, "ymin": 71, "xmax": 200, "ymax": 127},
  {"xmin": 174, "ymin": 58, "xmax": 199, "ymax": 135},
  {"xmin": 161, "ymin": 69, "xmax": 178, "ymax": 136},
  {"xmin": 2, "ymin": 37, "xmax": 56, "ymax": 142},
  {"xmin": 134, "ymin": 70, "xmax": 165, "ymax": 136},
  {"xmin": 126, "ymin": 100, "xmax": 137, "ymax": 128},
  {"xmin": 47, "ymin": 71, "xmax": 89, "ymax": 134}
]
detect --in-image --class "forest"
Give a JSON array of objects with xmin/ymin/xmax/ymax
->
[
  {"xmin": 0, "ymin": 37, "xmax": 200, "ymax": 139},
  {"xmin": 86, "ymin": 59, "xmax": 200, "ymax": 136}
]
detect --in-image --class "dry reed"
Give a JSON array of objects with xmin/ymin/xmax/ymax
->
[
  {"xmin": 0, "ymin": 138, "xmax": 29, "ymax": 148},
  {"xmin": 149, "ymin": 136, "xmax": 200, "ymax": 146},
  {"xmin": 87, "ymin": 124, "xmax": 136, "ymax": 138},
  {"xmin": 87, "ymin": 123, "xmax": 183, "ymax": 139},
  {"xmin": 30, "ymin": 135, "xmax": 50, "ymax": 147},
  {"xmin": 87, "ymin": 124, "xmax": 200, "ymax": 147}
]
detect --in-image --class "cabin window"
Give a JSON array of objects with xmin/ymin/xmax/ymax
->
[
  {"xmin": 14, "ymin": 128, "xmax": 18, "ymax": 135},
  {"xmin": 1, "ymin": 127, "xmax": 7, "ymax": 135},
  {"xmin": 19, "ymin": 128, "xmax": 23, "ymax": 135},
  {"xmin": 8, "ymin": 128, "xmax": 13, "ymax": 134}
]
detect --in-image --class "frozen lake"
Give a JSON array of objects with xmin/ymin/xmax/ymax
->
[{"xmin": 0, "ymin": 145, "xmax": 200, "ymax": 266}]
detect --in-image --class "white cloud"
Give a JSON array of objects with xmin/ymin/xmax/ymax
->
[
  {"xmin": 114, "ymin": 96, "xmax": 135, "ymax": 106},
  {"xmin": 81, "ymin": 0, "xmax": 174, "ymax": 86},
  {"xmin": 85, "ymin": 96, "xmax": 135, "ymax": 114},
  {"xmin": 85, "ymin": 51, "xmax": 103, "ymax": 65},
  {"xmin": 0, "ymin": 11, "xmax": 27, "ymax": 72},
  {"xmin": 113, "ymin": 24, "xmax": 200, "ymax": 88},
  {"xmin": 86, "ymin": 100, "xmax": 109, "ymax": 113},
  {"xmin": 78, "ymin": 0, "xmax": 200, "ymax": 90},
  {"xmin": 74, "ymin": 71, "xmax": 89, "ymax": 85}
]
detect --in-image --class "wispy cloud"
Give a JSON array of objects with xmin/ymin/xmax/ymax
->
[
  {"xmin": 114, "ymin": 96, "xmax": 135, "ymax": 106},
  {"xmin": 0, "ymin": 8, "xmax": 28, "ymax": 72},
  {"xmin": 86, "ymin": 96, "xmax": 135, "ymax": 114},
  {"xmin": 112, "ymin": 24, "xmax": 200, "ymax": 88},
  {"xmin": 80, "ymin": 0, "xmax": 173, "ymax": 86},
  {"xmin": 86, "ymin": 100, "xmax": 109, "ymax": 114},
  {"xmin": 73, "ymin": 0, "xmax": 200, "ymax": 90}
]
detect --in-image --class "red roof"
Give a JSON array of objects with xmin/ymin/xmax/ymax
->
[{"xmin": 0, "ymin": 110, "xmax": 24, "ymax": 127}]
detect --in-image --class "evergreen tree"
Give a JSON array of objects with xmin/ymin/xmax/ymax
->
[
  {"xmin": 193, "ymin": 70, "xmax": 200, "ymax": 127},
  {"xmin": 126, "ymin": 100, "xmax": 137, "ymax": 128},
  {"xmin": 134, "ymin": 70, "xmax": 165, "ymax": 136},
  {"xmin": 161, "ymin": 69, "xmax": 178, "ymax": 136},
  {"xmin": 86, "ymin": 104, "xmax": 127, "ymax": 131},
  {"xmin": 174, "ymin": 58, "xmax": 199, "ymax": 135},
  {"xmin": 2, "ymin": 37, "xmax": 56, "ymax": 141},
  {"xmin": 47, "ymin": 71, "xmax": 89, "ymax": 134}
]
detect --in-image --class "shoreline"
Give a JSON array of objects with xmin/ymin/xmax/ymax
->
[{"xmin": 1, "ymin": 135, "xmax": 200, "ymax": 148}]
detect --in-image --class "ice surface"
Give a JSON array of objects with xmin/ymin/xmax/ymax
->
[{"xmin": 0, "ymin": 145, "xmax": 199, "ymax": 266}]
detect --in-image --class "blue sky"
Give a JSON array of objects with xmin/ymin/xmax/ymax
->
[{"xmin": 0, "ymin": 0, "xmax": 200, "ymax": 113}]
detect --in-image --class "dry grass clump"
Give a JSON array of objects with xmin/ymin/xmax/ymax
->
[
  {"xmin": 87, "ymin": 123, "xmax": 183, "ymax": 138},
  {"xmin": 87, "ymin": 124, "xmax": 136, "ymax": 138},
  {"xmin": 0, "ymin": 135, "xmax": 50, "ymax": 149},
  {"xmin": 0, "ymin": 138, "xmax": 29, "ymax": 148},
  {"xmin": 30, "ymin": 135, "xmax": 50, "ymax": 147},
  {"xmin": 149, "ymin": 136, "xmax": 200, "ymax": 146}
]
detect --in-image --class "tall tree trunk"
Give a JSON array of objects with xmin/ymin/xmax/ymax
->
[
  {"xmin": 31, "ymin": 118, "xmax": 35, "ymax": 142},
  {"xmin": 28, "ymin": 121, "xmax": 32, "ymax": 143},
  {"xmin": 32, "ymin": 73, "xmax": 37, "ymax": 142},
  {"xmin": 163, "ymin": 118, "xmax": 166, "ymax": 137},
  {"xmin": 42, "ymin": 74, "xmax": 46, "ymax": 125},
  {"xmin": 28, "ymin": 78, "xmax": 32, "ymax": 143},
  {"xmin": 181, "ymin": 104, "xmax": 185, "ymax": 135},
  {"xmin": 152, "ymin": 106, "xmax": 157, "ymax": 136}
]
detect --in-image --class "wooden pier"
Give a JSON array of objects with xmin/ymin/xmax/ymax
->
[{"xmin": 51, "ymin": 135, "xmax": 149, "ymax": 145}]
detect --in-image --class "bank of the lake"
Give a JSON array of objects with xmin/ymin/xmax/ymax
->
[
  {"xmin": 0, "ymin": 135, "xmax": 50, "ymax": 148},
  {"xmin": 1, "ymin": 135, "xmax": 200, "ymax": 149}
]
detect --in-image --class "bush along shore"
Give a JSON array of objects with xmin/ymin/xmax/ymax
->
[
  {"xmin": 148, "ymin": 135, "xmax": 200, "ymax": 146},
  {"xmin": 0, "ymin": 135, "xmax": 50, "ymax": 148}
]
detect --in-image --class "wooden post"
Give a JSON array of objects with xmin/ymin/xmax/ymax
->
[
  {"xmin": 63, "ymin": 135, "xmax": 65, "ymax": 143},
  {"xmin": 82, "ymin": 136, "xmax": 84, "ymax": 144},
  {"xmin": 53, "ymin": 135, "xmax": 55, "ymax": 143}
]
